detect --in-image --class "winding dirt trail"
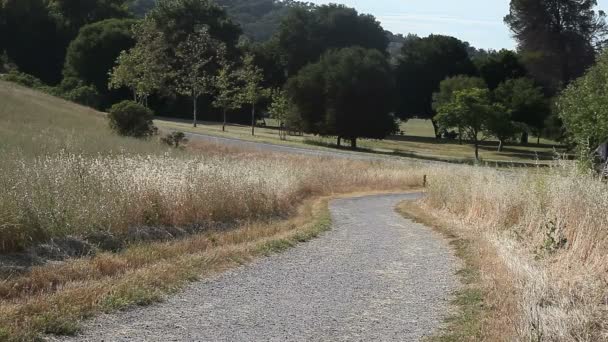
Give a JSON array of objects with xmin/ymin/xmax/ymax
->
[{"xmin": 60, "ymin": 193, "xmax": 458, "ymax": 342}]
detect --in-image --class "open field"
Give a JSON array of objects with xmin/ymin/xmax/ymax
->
[{"xmin": 157, "ymin": 117, "xmax": 565, "ymax": 165}]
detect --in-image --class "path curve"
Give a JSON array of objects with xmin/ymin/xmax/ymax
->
[{"xmin": 60, "ymin": 193, "xmax": 458, "ymax": 342}]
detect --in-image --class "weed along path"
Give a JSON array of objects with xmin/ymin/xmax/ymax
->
[{"xmin": 59, "ymin": 193, "xmax": 458, "ymax": 342}]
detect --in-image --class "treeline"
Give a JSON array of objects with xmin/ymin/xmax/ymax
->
[{"xmin": 1, "ymin": 0, "xmax": 607, "ymax": 156}]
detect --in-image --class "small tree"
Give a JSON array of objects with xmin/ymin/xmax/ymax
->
[
  {"xmin": 485, "ymin": 105, "xmax": 518, "ymax": 152},
  {"xmin": 173, "ymin": 27, "xmax": 226, "ymax": 128},
  {"xmin": 108, "ymin": 100, "xmax": 157, "ymax": 138},
  {"xmin": 161, "ymin": 131, "xmax": 188, "ymax": 148},
  {"xmin": 109, "ymin": 21, "xmax": 167, "ymax": 105},
  {"xmin": 213, "ymin": 62, "xmax": 242, "ymax": 132},
  {"xmin": 238, "ymin": 54, "xmax": 266, "ymax": 136},
  {"xmin": 435, "ymin": 88, "xmax": 495, "ymax": 160},
  {"xmin": 268, "ymin": 88, "xmax": 290, "ymax": 140}
]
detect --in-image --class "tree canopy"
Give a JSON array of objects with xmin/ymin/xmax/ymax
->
[
  {"xmin": 505, "ymin": 0, "xmax": 608, "ymax": 91},
  {"xmin": 275, "ymin": 4, "xmax": 389, "ymax": 77},
  {"xmin": 474, "ymin": 49, "xmax": 528, "ymax": 90},
  {"xmin": 64, "ymin": 18, "xmax": 138, "ymax": 107},
  {"xmin": 286, "ymin": 47, "xmax": 397, "ymax": 148},
  {"xmin": 394, "ymin": 34, "xmax": 476, "ymax": 135}
]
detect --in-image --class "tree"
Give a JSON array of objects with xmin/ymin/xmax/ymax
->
[
  {"xmin": 275, "ymin": 4, "xmax": 389, "ymax": 76},
  {"xmin": 107, "ymin": 100, "xmax": 157, "ymax": 137},
  {"xmin": 48, "ymin": 0, "xmax": 130, "ymax": 31},
  {"xmin": 109, "ymin": 20, "xmax": 167, "ymax": 105},
  {"xmin": 2, "ymin": 0, "xmax": 68, "ymax": 83},
  {"xmin": 213, "ymin": 62, "xmax": 243, "ymax": 132},
  {"xmin": 147, "ymin": 0, "xmax": 241, "ymax": 52},
  {"xmin": 395, "ymin": 35, "xmax": 477, "ymax": 137},
  {"xmin": 474, "ymin": 49, "xmax": 527, "ymax": 90},
  {"xmin": 505, "ymin": 0, "xmax": 608, "ymax": 92},
  {"xmin": 435, "ymin": 88, "xmax": 496, "ymax": 160},
  {"xmin": 63, "ymin": 18, "xmax": 138, "ymax": 107},
  {"xmin": 485, "ymin": 106, "xmax": 518, "ymax": 152},
  {"xmin": 287, "ymin": 47, "xmax": 398, "ymax": 149},
  {"xmin": 173, "ymin": 28, "xmax": 226, "ymax": 128},
  {"xmin": 238, "ymin": 54, "xmax": 266, "ymax": 136},
  {"xmin": 494, "ymin": 78, "xmax": 550, "ymax": 144},
  {"xmin": 432, "ymin": 75, "xmax": 487, "ymax": 142},
  {"xmin": 267, "ymin": 88, "xmax": 290, "ymax": 140},
  {"xmin": 558, "ymin": 51, "xmax": 608, "ymax": 162}
]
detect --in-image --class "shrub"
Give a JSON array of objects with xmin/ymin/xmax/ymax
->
[
  {"xmin": 161, "ymin": 131, "xmax": 188, "ymax": 148},
  {"xmin": 107, "ymin": 101, "xmax": 157, "ymax": 138},
  {"xmin": 1, "ymin": 70, "xmax": 44, "ymax": 88},
  {"xmin": 63, "ymin": 84, "xmax": 100, "ymax": 108}
]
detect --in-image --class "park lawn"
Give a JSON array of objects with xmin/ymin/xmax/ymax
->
[{"xmin": 156, "ymin": 117, "xmax": 565, "ymax": 164}]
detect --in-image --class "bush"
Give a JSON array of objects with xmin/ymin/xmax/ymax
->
[
  {"xmin": 107, "ymin": 101, "xmax": 157, "ymax": 138},
  {"xmin": 64, "ymin": 84, "xmax": 100, "ymax": 108},
  {"xmin": 1, "ymin": 70, "xmax": 44, "ymax": 88},
  {"xmin": 161, "ymin": 131, "xmax": 188, "ymax": 148}
]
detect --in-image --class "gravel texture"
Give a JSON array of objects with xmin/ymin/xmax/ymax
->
[{"xmin": 57, "ymin": 193, "xmax": 459, "ymax": 342}]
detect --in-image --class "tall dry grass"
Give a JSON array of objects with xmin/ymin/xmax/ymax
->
[
  {"xmin": 0, "ymin": 150, "xmax": 424, "ymax": 252},
  {"xmin": 424, "ymin": 165, "xmax": 608, "ymax": 341}
]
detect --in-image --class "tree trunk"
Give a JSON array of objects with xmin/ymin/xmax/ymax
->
[
  {"xmin": 498, "ymin": 139, "xmax": 503, "ymax": 152},
  {"xmin": 351, "ymin": 138, "xmax": 357, "ymax": 149},
  {"xmin": 520, "ymin": 131, "xmax": 529, "ymax": 144},
  {"xmin": 474, "ymin": 142, "xmax": 480, "ymax": 161},
  {"xmin": 337, "ymin": 136, "xmax": 341, "ymax": 147},
  {"xmin": 193, "ymin": 95, "xmax": 198, "ymax": 128},
  {"xmin": 251, "ymin": 103, "xmax": 255, "ymax": 136},
  {"xmin": 431, "ymin": 119, "xmax": 441, "ymax": 139},
  {"xmin": 537, "ymin": 136, "xmax": 541, "ymax": 145},
  {"xmin": 222, "ymin": 108, "xmax": 227, "ymax": 132}
]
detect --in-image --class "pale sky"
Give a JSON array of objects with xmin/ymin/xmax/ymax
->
[{"xmin": 308, "ymin": 0, "xmax": 608, "ymax": 50}]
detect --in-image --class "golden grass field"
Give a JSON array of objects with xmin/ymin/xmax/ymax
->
[{"xmin": 0, "ymin": 80, "xmax": 605, "ymax": 341}]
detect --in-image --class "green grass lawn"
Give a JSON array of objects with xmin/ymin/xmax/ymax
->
[{"xmin": 157, "ymin": 117, "xmax": 566, "ymax": 164}]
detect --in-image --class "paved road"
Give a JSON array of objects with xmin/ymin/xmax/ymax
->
[
  {"xmin": 60, "ymin": 193, "xmax": 458, "ymax": 342},
  {"xmin": 183, "ymin": 131, "xmax": 421, "ymax": 163}
]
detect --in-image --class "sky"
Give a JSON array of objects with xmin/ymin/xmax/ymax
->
[{"xmin": 307, "ymin": 0, "xmax": 608, "ymax": 50}]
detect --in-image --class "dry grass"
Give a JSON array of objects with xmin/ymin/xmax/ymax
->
[{"xmin": 419, "ymin": 164, "xmax": 608, "ymax": 341}]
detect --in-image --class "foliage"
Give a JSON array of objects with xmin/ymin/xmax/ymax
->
[
  {"xmin": 435, "ymin": 88, "xmax": 498, "ymax": 159},
  {"xmin": 474, "ymin": 49, "xmax": 527, "ymax": 90},
  {"xmin": 494, "ymin": 77, "xmax": 549, "ymax": 134},
  {"xmin": 108, "ymin": 20, "xmax": 166, "ymax": 104},
  {"xmin": 395, "ymin": 34, "xmax": 477, "ymax": 134},
  {"xmin": 1, "ymin": 70, "xmax": 45, "ymax": 88},
  {"xmin": 268, "ymin": 88, "xmax": 290, "ymax": 139},
  {"xmin": 48, "ymin": 0, "xmax": 130, "ymax": 31},
  {"xmin": 1, "ymin": 0, "xmax": 67, "ymax": 83},
  {"xmin": 107, "ymin": 100, "xmax": 157, "ymax": 137},
  {"xmin": 287, "ymin": 47, "xmax": 398, "ymax": 148},
  {"xmin": 213, "ymin": 62, "xmax": 243, "ymax": 129},
  {"xmin": 238, "ymin": 53, "xmax": 267, "ymax": 134},
  {"xmin": 275, "ymin": 4, "xmax": 389, "ymax": 76},
  {"xmin": 147, "ymin": 0, "xmax": 241, "ymax": 51},
  {"xmin": 558, "ymin": 52, "xmax": 608, "ymax": 159},
  {"xmin": 505, "ymin": 0, "xmax": 608, "ymax": 91},
  {"xmin": 161, "ymin": 131, "xmax": 188, "ymax": 148},
  {"xmin": 63, "ymin": 18, "xmax": 138, "ymax": 105},
  {"xmin": 485, "ymin": 106, "xmax": 518, "ymax": 151},
  {"xmin": 432, "ymin": 75, "xmax": 487, "ymax": 112},
  {"xmin": 63, "ymin": 83, "xmax": 101, "ymax": 108}
]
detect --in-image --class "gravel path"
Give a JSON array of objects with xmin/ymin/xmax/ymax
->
[{"xmin": 58, "ymin": 193, "xmax": 459, "ymax": 342}]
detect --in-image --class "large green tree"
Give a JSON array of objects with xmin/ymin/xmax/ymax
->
[
  {"xmin": 394, "ymin": 35, "xmax": 477, "ymax": 137},
  {"xmin": 558, "ymin": 51, "xmax": 608, "ymax": 161},
  {"xmin": 287, "ymin": 47, "xmax": 398, "ymax": 149},
  {"xmin": 48, "ymin": 0, "xmax": 130, "ymax": 31},
  {"xmin": 494, "ymin": 77, "xmax": 550, "ymax": 143},
  {"xmin": 474, "ymin": 49, "xmax": 528, "ymax": 90},
  {"xmin": 64, "ymin": 18, "xmax": 138, "ymax": 107},
  {"xmin": 275, "ymin": 4, "xmax": 389, "ymax": 77},
  {"xmin": 505, "ymin": 0, "xmax": 608, "ymax": 91}
]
